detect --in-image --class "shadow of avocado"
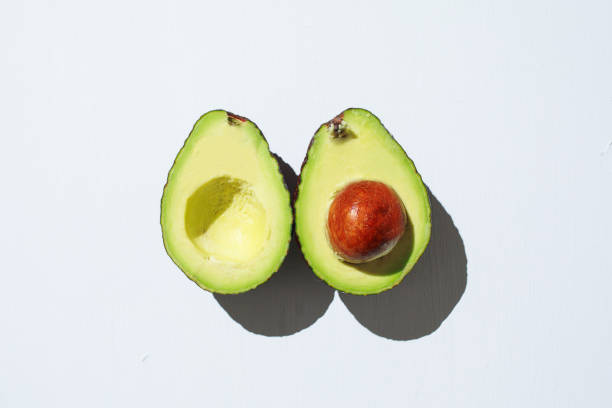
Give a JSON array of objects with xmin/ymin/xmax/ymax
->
[
  {"xmin": 214, "ymin": 155, "xmax": 335, "ymax": 336},
  {"xmin": 340, "ymin": 189, "xmax": 467, "ymax": 341}
]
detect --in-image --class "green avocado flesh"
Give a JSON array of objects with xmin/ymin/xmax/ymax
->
[
  {"xmin": 161, "ymin": 111, "xmax": 292, "ymax": 294},
  {"xmin": 295, "ymin": 108, "xmax": 431, "ymax": 295}
]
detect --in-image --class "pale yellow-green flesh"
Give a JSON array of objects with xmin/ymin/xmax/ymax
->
[
  {"xmin": 161, "ymin": 111, "xmax": 292, "ymax": 294},
  {"xmin": 295, "ymin": 109, "xmax": 431, "ymax": 295}
]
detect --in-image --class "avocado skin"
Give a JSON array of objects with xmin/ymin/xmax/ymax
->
[
  {"xmin": 160, "ymin": 110, "xmax": 293, "ymax": 294},
  {"xmin": 294, "ymin": 108, "xmax": 432, "ymax": 295}
]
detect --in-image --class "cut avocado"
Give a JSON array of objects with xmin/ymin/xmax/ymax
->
[
  {"xmin": 161, "ymin": 110, "xmax": 292, "ymax": 294},
  {"xmin": 295, "ymin": 108, "xmax": 431, "ymax": 295}
]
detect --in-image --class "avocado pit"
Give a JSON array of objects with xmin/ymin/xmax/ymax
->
[{"xmin": 327, "ymin": 180, "xmax": 406, "ymax": 264}]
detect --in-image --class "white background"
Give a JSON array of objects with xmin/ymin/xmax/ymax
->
[{"xmin": 2, "ymin": 0, "xmax": 611, "ymax": 406}]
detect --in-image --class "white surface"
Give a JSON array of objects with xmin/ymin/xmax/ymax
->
[{"xmin": 1, "ymin": 0, "xmax": 611, "ymax": 406}]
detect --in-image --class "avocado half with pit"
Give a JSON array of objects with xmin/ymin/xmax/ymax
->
[
  {"xmin": 161, "ymin": 110, "xmax": 292, "ymax": 294},
  {"xmin": 295, "ymin": 108, "xmax": 431, "ymax": 295}
]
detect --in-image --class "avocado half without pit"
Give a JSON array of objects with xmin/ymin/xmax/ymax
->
[
  {"xmin": 295, "ymin": 108, "xmax": 431, "ymax": 295},
  {"xmin": 161, "ymin": 110, "xmax": 292, "ymax": 294}
]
